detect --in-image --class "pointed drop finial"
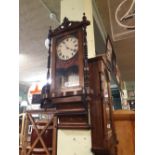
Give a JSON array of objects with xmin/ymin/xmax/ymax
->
[{"xmin": 48, "ymin": 26, "xmax": 52, "ymax": 40}]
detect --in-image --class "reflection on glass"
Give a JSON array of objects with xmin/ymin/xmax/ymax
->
[
  {"xmin": 56, "ymin": 65, "xmax": 79, "ymax": 90},
  {"xmin": 105, "ymin": 103, "xmax": 111, "ymax": 130},
  {"xmin": 101, "ymin": 73, "xmax": 109, "ymax": 98}
]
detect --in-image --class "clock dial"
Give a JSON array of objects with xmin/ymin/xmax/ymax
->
[{"xmin": 56, "ymin": 36, "xmax": 78, "ymax": 60}]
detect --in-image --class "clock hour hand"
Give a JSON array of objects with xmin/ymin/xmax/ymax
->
[{"xmin": 65, "ymin": 45, "xmax": 74, "ymax": 51}]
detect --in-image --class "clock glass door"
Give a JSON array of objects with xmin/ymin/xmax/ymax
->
[
  {"xmin": 56, "ymin": 65, "xmax": 79, "ymax": 90},
  {"xmin": 54, "ymin": 33, "xmax": 82, "ymax": 94}
]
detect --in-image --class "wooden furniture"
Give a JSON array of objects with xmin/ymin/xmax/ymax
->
[
  {"xmin": 88, "ymin": 56, "xmax": 117, "ymax": 155},
  {"xmin": 49, "ymin": 13, "xmax": 90, "ymax": 100},
  {"xmin": 19, "ymin": 113, "xmax": 26, "ymax": 155},
  {"xmin": 20, "ymin": 110, "xmax": 57, "ymax": 155},
  {"xmin": 19, "ymin": 108, "xmax": 91, "ymax": 155},
  {"xmin": 42, "ymin": 16, "xmax": 118, "ymax": 154},
  {"xmin": 46, "ymin": 16, "xmax": 119, "ymax": 154},
  {"xmin": 40, "ymin": 14, "xmax": 91, "ymax": 131},
  {"xmin": 113, "ymin": 110, "xmax": 135, "ymax": 155}
]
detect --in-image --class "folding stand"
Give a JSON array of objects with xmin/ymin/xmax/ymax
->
[{"xmin": 20, "ymin": 109, "xmax": 57, "ymax": 155}]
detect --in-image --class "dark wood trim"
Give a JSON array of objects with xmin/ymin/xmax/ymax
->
[
  {"xmin": 57, "ymin": 123, "xmax": 91, "ymax": 130},
  {"xmin": 52, "ymin": 96, "xmax": 82, "ymax": 104},
  {"xmin": 50, "ymin": 14, "xmax": 90, "ymax": 37}
]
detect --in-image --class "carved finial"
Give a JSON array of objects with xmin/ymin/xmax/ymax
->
[
  {"xmin": 61, "ymin": 17, "xmax": 70, "ymax": 28},
  {"xmin": 63, "ymin": 17, "xmax": 69, "ymax": 24},
  {"xmin": 83, "ymin": 12, "xmax": 87, "ymax": 22},
  {"xmin": 63, "ymin": 17, "xmax": 68, "ymax": 21}
]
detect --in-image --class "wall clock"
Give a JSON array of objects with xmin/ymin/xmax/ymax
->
[
  {"xmin": 55, "ymin": 33, "xmax": 81, "ymax": 91},
  {"xmin": 40, "ymin": 14, "xmax": 91, "ymax": 130},
  {"xmin": 48, "ymin": 14, "xmax": 90, "ymax": 103}
]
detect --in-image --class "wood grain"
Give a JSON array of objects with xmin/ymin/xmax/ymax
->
[{"xmin": 113, "ymin": 110, "xmax": 135, "ymax": 155}]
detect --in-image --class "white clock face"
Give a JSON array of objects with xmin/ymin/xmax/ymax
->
[{"xmin": 56, "ymin": 36, "xmax": 78, "ymax": 60}]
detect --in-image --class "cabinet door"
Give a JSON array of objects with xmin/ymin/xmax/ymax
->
[{"xmin": 88, "ymin": 56, "xmax": 117, "ymax": 155}]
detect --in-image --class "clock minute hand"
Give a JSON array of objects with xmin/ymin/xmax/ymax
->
[
  {"xmin": 65, "ymin": 45, "xmax": 73, "ymax": 51},
  {"xmin": 63, "ymin": 43, "xmax": 75, "ymax": 52}
]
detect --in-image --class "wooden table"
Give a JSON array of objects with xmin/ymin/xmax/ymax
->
[{"xmin": 113, "ymin": 110, "xmax": 135, "ymax": 155}]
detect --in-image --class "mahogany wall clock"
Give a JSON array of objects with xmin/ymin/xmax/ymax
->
[{"xmin": 49, "ymin": 14, "xmax": 90, "ymax": 102}]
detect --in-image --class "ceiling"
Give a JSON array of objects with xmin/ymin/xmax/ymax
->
[
  {"xmin": 19, "ymin": 0, "xmax": 60, "ymax": 87},
  {"xmin": 19, "ymin": 0, "xmax": 135, "ymax": 89}
]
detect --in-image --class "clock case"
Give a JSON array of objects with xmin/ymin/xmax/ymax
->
[
  {"xmin": 49, "ymin": 15, "xmax": 90, "ymax": 109},
  {"xmin": 43, "ymin": 15, "xmax": 118, "ymax": 154},
  {"xmin": 44, "ymin": 15, "xmax": 91, "ymax": 129},
  {"xmin": 52, "ymin": 30, "xmax": 84, "ymax": 97}
]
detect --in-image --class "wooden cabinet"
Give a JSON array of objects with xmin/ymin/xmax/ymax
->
[
  {"xmin": 88, "ymin": 56, "xmax": 117, "ymax": 155},
  {"xmin": 113, "ymin": 110, "xmax": 135, "ymax": 155}
]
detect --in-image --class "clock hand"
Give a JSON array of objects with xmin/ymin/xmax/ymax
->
[
  {"xmin": 66, "ymin": 46, "xmax": 70, "ymax": 50},
  {"xmin": 65, "ymin": 45, "xmax": 73, "ymax": 51},
  {"xmin": 63, "ymin": 44, "xmax": 76, "ymax": 52}
]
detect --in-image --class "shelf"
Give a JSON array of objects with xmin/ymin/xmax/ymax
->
[{"xmin": 58, "ymin": 123, "xmax": 91, "ymax": 129}]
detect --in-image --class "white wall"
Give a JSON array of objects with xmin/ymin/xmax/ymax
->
[
  {"xmin": 57, "ymin": 129, "xmax": 94, "ymax": 155},
  {"xmin": 60, "ymin": 0, "xmax": 95, "ymax": 58}
]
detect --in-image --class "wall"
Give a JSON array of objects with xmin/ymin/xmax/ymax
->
[
  {"xmin": 60, "ymin": 0, "xmax": 96, "ymax": 58},
  {"xmin": 57, "ymin": 130, "xmax": 94, "ymax": 155}
]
